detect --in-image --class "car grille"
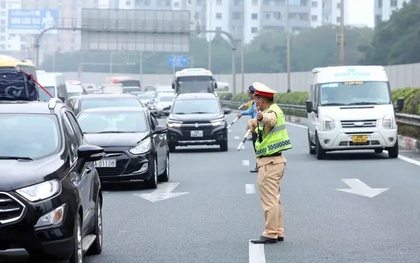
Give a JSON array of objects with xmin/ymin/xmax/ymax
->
[
  {"xmin": 339, "ymin": 140, "xmax": 381, "ymax": 146},
  {"xmin": 341, "ymin": 119, "xmax": 377, "ymax": 128},
  {"xmin": 0, "ymin": 193, "xmax": 25, "ymax": 225}
]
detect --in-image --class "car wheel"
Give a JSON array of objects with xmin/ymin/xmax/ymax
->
[
  {"xmin": 87, "ymin": 196, "xmax": 103, "ymax": 255},
  {"xmin": 315, "ymin": 133, "xmax": 326, "ymax": 160},
  {"xmin": 158, "ymin": 154, "xmax": 170, "ymax": 182},
  {"xmin": 387, "ymin": 140, "xmax": 399, "ymax": 158},
  {"xmin": 145, "ymin": 159, "xmax": 158, "ymax": 189},
  {"xmin": 69, "ymin": 214, "xmax": 83, "ymax": 263},
  {"xmin": 308, "ymin": 132, "xmax": 316, "ymax": 155},
  {"xmin": 220, "ymin": 140, "xmax": 228, "ymax": 152},
  {"xmin": 168, "ymin": 143, "xmax": 176, "ymax": 152}
]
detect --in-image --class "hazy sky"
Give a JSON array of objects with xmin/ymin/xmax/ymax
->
[{"xmin": 347, "ymin": 0, "xmax": 375, "ymax": 27}]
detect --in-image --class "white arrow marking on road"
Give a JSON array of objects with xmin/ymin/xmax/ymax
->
[
  {"xmin": 134, "ymin": 182, "xmax": 189, "ymax": 202},
  {"xmin": 337, "ymin": 179, "xmax": 389, "ymax": 198},
  {"xmin": 242, "ymin": 160, "xmax": 250, "ymax": 166},
  {"xmin": 234, "ymin": 136, "xmax": 240, "ymax": 140}
]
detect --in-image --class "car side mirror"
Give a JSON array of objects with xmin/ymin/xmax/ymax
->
[
  {"xmin": 396, "ymin": 98, "xmax": 404, "ymax": 112},
  {"xmin": 59, "ymin": 96, "xmax": 66, "ymax": 102},
  {"xmin": 223, "ymin": 108, "xmax": 232, "ymax": 114},
  {"xmin": 171, "ymin": 83, "xmax": 175, "ymax": 89},
  {"xmin": 306, "ymin": 100, "xmax": 313, "ymax": 113},
  {"xmin": 214, "ymin": 82, "xmax": 218, "ymax": 89},
  {"xmin": 77, "ymin": 145, "xmax": 104, "ymax": 162},
  {"xmin": 154, "ymin": 125, "xmax": 168, "ymax": 134},
  {"xmin": 163, "ymin": 105, "xmax": 171, "ymax": 111}
]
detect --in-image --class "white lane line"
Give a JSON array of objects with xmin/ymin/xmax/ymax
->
[
  {"xmin": 242, "ymin": 160, "xmax": 250, "ymax": 166},
  {"xmin": 234, "ymin": 136, "xmax": 240, "ymax": 140},
  {"xmin": 287, "ymin": 121, "xmax": 420, "ymax": 167},
  {"xmin": 245, "ymin": 184, "xmax": 256, "ymax": 194},
  {"xmin": 228, "ymin": 129, "xmax": 232, "ymax": 133},
  {"xmin": 249, "ymin": 242, "xmax": 266, "ymax": 263}
]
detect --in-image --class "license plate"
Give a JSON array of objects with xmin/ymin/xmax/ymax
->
[
  {"xmin": 94, "ymin": 159, "xmax": 116, "ymax": 168},
  {"xmin": 352, "ymin": 135, "xmax": 367, "ymax": 143},
  {"xmin": 191, "ymin": 130, "xmax": 203, "ymax": 137}
]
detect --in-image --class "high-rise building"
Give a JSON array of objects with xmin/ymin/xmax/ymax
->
[
  {"xmin": 0, "ymin": 0, "xmax": 23, "ymax": 54},
  {"xmin": 374, "ymin": 0, "xmax": 411, "ymax": 26}
]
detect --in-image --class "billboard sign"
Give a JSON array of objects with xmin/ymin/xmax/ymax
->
[
  {"xmin": 81, "ymin": 9, "xmax": 191, "ymax": 53},
  {"xmin": 167, "ymin": 55, "xmax": 189, "ymax": 68},
  {"xmin": 7, "ymin": 9, "xmax": 59, "ymax": 34}
]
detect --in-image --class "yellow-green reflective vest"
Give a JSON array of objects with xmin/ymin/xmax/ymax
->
[{"xmin": 254, "ymin": 104, "xmax": 292, "ymax": 157}]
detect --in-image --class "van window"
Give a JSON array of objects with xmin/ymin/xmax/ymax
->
[{"xmin": 319, "ymin": 81, "xmax": 391, "ymax": 106}]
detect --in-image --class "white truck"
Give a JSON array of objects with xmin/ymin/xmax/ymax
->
[
  {"xmin": 306, "ymin": 66, "xmax": 404, "ymax": 159},
  {"xmin": 172, "ymin": 68, "xmax": 218, "ymax": 95}
]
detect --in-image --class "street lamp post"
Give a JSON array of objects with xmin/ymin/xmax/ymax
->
[
  {"xmin": 286, "ymin": 0, "xmax": 291, "ymax": 93},
  {"xmin": 208, "ymin": 0, "xmax": 213, "ymax": 70}
]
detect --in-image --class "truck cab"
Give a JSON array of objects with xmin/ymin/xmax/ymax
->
[
  {"xmin": 306, "ymin": 66, "xmax": 404, "ymax": 159},
  {"xmin": 172, "ymin": 68, "xmax": 218, "ymax": 95}
]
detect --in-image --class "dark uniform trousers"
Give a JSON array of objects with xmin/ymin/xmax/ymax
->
[{"xmin": 257, "ymin": 154, "xmax": 286, "ymax": 239}]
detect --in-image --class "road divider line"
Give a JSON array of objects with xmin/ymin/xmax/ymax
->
[
  {"xmin": 228, "ymin": 129, "xmax": 232, "ymax": 133},
  {"xmin": 242, "ymin": 160, "xmax": 250, "ymax": 166},
  {"xmin": 234, "ymin": 136, "xmax": 240, "ymax": 140},
  {"xmin": 249, "ymin": 242, "xmax": 266, "ymax": 263},
  {"xmin": 245, "ymin": 184, "xmax": 256, "ymax": 194},
  {"xmin": 287, "ymin": 122, "xmax": 420, "ymax": 167}
]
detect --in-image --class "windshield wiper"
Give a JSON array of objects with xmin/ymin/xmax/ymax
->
[
  {"xmin": 189, "ymin": 111, "xmax": 211, "ymax": 114},
  {"xmin": 347, "ymin": 102, "xmax": 379, "ymax": 105},
  {"xmin": 97, "ymin": 131, "xmax": 126, "ymax": 134},
  {"xmin": 173, "ymin": 112, "xmax": 186, "ymax": 114},
  {"xmin": 321, "ymin": 103, "xmax": 347, "ymax": 106},
  {"xmin": 0, "ymin": 156, "xmax": 33, "ymax": 161}
]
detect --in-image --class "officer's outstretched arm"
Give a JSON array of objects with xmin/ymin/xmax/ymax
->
[{"xmin": 259, "ymin": 112, "xmax": 277, "ymax": 128}]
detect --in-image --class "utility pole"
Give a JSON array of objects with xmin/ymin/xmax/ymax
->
[
  {"xmin": 339, "ymin": 0, "xmax": 345, "ymax": 65},
  {"xmin": 208, "ymin": 0, "xmax": 213, "ymax": 70},
  {"xmin": 286, "ymin": 0, "xmax": 291, "ymax": 93}
]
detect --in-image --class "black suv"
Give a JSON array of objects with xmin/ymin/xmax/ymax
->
[
  {"xmin": 0, "ymin": 98, "xmax": 105, "ymax": 262},
  {"xmin": 165, "ymin": 93, "xmax": 232, "ymax": 152}
]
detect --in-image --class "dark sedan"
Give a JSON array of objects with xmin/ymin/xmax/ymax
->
[
  {"xmin": 165, "ymin": 93, "xmax": 232, "ymax": 152},
  {"xmin": 77, "ymin": 107, "xmax": 169, "ymax": 189},
  {"xmin": 65, "ymin": 94, "xmax": 145, "ymax": 116}
]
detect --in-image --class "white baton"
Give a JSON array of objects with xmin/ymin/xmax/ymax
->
[{"xmin": 237, "ymin": 129, "xmax": 251, "ymax": 151}]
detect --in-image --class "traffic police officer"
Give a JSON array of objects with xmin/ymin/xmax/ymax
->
[{"xmin": 247, "ymin": 82, "xmax": 292, "ymax": 244}]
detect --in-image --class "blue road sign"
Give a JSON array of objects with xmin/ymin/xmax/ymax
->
[
  {"xmin": 167, "ymin": 55, "xmax": 189, "ymax": 68},
  {"xmin": 8, "ymin": 9, "xmax": 59, "ymax": 30}
]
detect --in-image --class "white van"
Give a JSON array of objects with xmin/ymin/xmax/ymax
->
[
  {"xmin": 306, "ymin": 66, "xmax": 404, "ymax": 159},
  {"xmin": 37, "ymin": 72, "xmax": 68, "ymax": 102}
]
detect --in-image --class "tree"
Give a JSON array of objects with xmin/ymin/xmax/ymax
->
[{"xmin": 361, "ymin": 1, "xmax": 420, "ymax": 65}]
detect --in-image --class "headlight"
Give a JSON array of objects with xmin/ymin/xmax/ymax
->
[
  {"xmin": 167, "ymin": 119, "xmax": 182, "ymax": 128},
  {"xmin": 382, "ymin": 114, "xmax": 395, "ymax": 129},
  {"xmin": 149, "ymin": 105, "xmax": 155, "ymax": 110},
  {"xmin": 129, "ymin": 137, "xmax": 152, "ymax": 154},
  {"xmin": 211, "ymin": 118, "xmax": 225, "ymax": 126},
  {"xmin": 16, "ymin": 179, "xmax": 61, "ymax": 202},
  {"xmin": 323, "ymin": 116, "xmax": 335, "ymax": 131}
]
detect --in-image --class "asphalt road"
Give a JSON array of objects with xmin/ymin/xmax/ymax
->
[{"xmin": 84, "ymin": 114, "xmax": 420, "ymax": 263}]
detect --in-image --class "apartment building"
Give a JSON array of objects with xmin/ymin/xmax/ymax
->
[
  {"xmin": 374, "ymin": 0, "xmax": 411, "ymax": 26},
  {"xmin": 0, "ymin": 0, "xmax": 22, "ymax": 54}
]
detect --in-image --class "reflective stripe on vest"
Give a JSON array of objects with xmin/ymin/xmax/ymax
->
[{"xmin": 254, "ymin": 104, "xmax": 292, "ymax": 157}]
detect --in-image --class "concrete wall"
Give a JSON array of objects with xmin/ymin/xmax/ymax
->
[{"xmin": 62, "ymin": 62, "xmax": 420, "ymax": 93}]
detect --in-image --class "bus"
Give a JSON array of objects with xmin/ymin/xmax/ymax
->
[
  {"xmin": 0, "ymin": 55, "xmax": 38, "ymax": 80},
  {"xmin": 110, "ymin": 76, "xmax": 141, "ymax": 94},
  {"xmin": 172, "ymin": 68, "xmax": 218, "ymax": 95}
]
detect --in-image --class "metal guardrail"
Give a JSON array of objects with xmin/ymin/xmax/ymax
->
[{"xmin": 220, "ymin": 100, "xmax": 420, "ymax": 127}]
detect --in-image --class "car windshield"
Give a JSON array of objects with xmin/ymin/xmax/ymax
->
[
  {"xmin": 0, "ymin": 114, "xmax": 61, "ymax": 159},
  {"xmin": 319, "ymin": 81, "xmax": 391, "ymax": 106},
  {"xmin": 68, "ymin": 92, "xmax": 83, "ymax": 97},
  {"xmin": 81, "ymin": 97, "xmax": 143, "ymax": 111},
  {"xmin": 172, "ymin": 99, "xmax": 220, "ymax": 114},
  {"xmin": 77, "ymin": 111, "xmax": 149, "ymax": 134},
  {"xmin": 37, "ymin": 86, "xmax": 55, "ymax": 101},
  {"xmin": 177, "ymin": 76, "xmax": 213, "ymax": 93},
  {"xmin": 159, "ymin": 96, "xmax": 174, "ymax": 102}
]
